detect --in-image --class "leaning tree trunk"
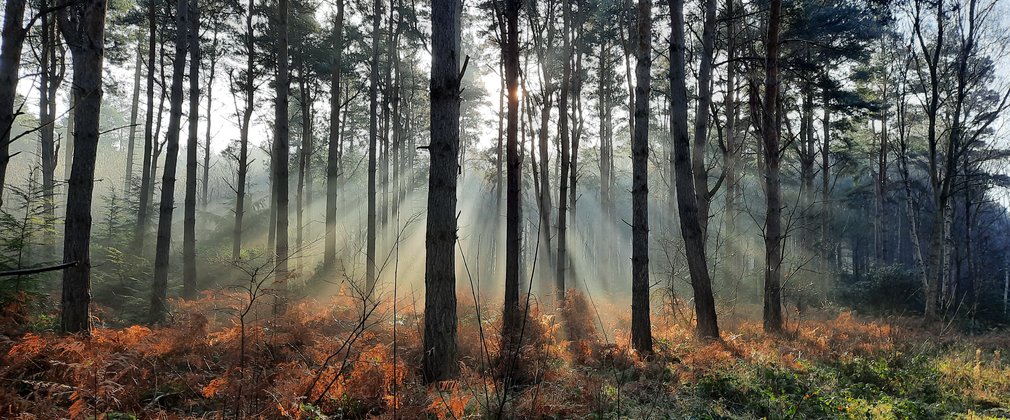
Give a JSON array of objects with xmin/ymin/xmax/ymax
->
[
  {"xmin": 631, "ymin": 0, "xmax": 653, "ymax": 354},
  {"xmin": 150, "ymin": 0, "xmax": 189, "ymax": 323},
  {"xmin": 58, "ymin": 0, "xmax": 108, "ymax": 334},
  {"xmin": 324, "ymin": 0, "xmax": 344, "ymax": 270},
  {"xmin": 761, "ymin": 0, "xmax": 784, "ymax": 333},
  {"xmin": 669, "ymin": 0, "xmax": 719, "ymax": 340},
  {"xmin": 273, "ymin": 0, "xmax": 291, "ymax": 313},
  {"xmin": 182, "ymin": 0, "xmax": 200, "ymax": 299},
  {"xmin": 0, "ymin": 0, "xmax": 27, "ymax": 208},
  {"xmin": 422, "ymin": 0, "xmax": 461, "ymax": 383}
]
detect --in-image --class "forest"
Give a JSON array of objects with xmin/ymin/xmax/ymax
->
[{"xmin": 1, "ymin": 0, "xmax": 1010, "ymax": 417}]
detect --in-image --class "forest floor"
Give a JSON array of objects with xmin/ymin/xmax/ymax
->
[{"xmin": 1, "ymin": 290, "xmax": 1009, "ymax": 419}]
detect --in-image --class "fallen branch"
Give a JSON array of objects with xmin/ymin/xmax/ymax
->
[{"xmin": 0, "ymin": 261, "xmax": 78, "ymax": 277}]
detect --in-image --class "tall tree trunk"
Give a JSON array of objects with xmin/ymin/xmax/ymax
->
[
  {"xmin": 821, "ymin": 87, "xmax": 832, "ymax": 280},
  {"xmin": 133, "ymin": 1, "xmax": 156, "ymax": 249},
  {"xmin": 875, "ymin": 63, "xmax": 889, "ymax": 264},
  {"xmin": 324, "ymin": 0, "xmax": 344, "ymax": 270},
  {"xmin": 65, "ymin": 93, "xmax": 74, "ymax": 187},
  {"xmin": 149, "ymin": 19, "xmax": 170, "ymax": 220},
  {"xmin": 0, "ymin": 0, "xmax": 27, "ymax": 208},
  {"xmin": 496, "ymin": 60, "xmax": 504, "ymax": 206},
  {"xmin": 722, "ymin": 0, "xmax": 739, "ymax": 247},
  {"xmin": 150, "ymin": 0, "xmax": 190, "ymax": 323},
  {"xmin": 598, "ymin": 40, "xmax": 613, "ymax": 221},
  {"xmin": 631, "ymin": 0, "xmax": 653, "ymax": 354},
  {"xmin": 556, "ymin": 0, "xmax": 572, "ymax": 301},
  {"xmin": 422, "ymin": 0, "xmax": 461, "ymax": 383},
  {"xmin": 273, "ymin": 0, "xmax": 290, "ymax": 313},
  {"xmin": 125, "ymin": 41, "xmax": 143, "ymax": 194},
  {"xmin": 366, "ymin": 0, "xmax": 380, "ymax": 293},
  {"xmin": 568, "ymin": 5, "xmax": 584, "ymax": 219},
  {"xmin": 182, "ymin": 0, "xmax": 200, "ymax": 299},
  {"xmin": 232, "ymin": 0, "xmax": 255, "ymax": 261},
  {"xmin": 761, "ymin": 0, "xmax": 784, "ymax": 333},
  {"xmin": 40, "ymin": 3, "xmax": 64, "ymax": 251},
  {"xmin": 58, "ymin": 0, "xmax": 107, "ymax": 334},
  {"xmin": 669, "ymin": 0, "xmax": 719, "ymax": 340},
  {"xmin": 295, "ymin": 56, "xmax": 309, "ymax": 276},
  {"xmin": 691, "ymin": 0, "xmax": 717, "ymax": 237},
  {"xmin": 202, "ymin": 28, "xmax": 219, "ymax": 209},
  {"xmin": 503, "ymin": 0, "xmax": 522, "ymax": 336}
]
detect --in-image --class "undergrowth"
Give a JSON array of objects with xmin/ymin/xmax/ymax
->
[{"xmin": 1, "ymin": 292, "xmax": 1009, "ymax": 419}]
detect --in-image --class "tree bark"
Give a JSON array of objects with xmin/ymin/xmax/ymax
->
[
  {"xmin": 183, "ymin": 0, "xmax": 200, "ymax": 299},
  {"xmin": 150, "ymin": 0, "xmax": 189, "ymax": 323},
  {"xmin": 669, "ymin": 0, "xmax": 719, "ymax": 340},
  {"xmin": 631, "ymin": 0, "xmax": 653, "ymax": 354},
  {"xmin": 691, "ymin": 0, "xmax": 718, "ymax": 237},
  {"xmin": 366, "ymin": 0, "xmax": 380, "ymax": 293},
  {"xmin": 58, "ymin": 0, "xmax": 108, "ymax": 334},
  {"xmin": 761, "ymin": 0, "xmax": 784, "ymax": 333},
  {"xmin": 556, "ymin": 0, "xmax": 572, "ymax": 302},
  {"xmin": 0, "ymin": 0, "xmax": 27, "ymax": 208},
  {"xmin": 39, "ymin": 2, "xmax": 64, "ymax": 251},
  {"xmin": 273, "ymin": 0, "xmax": 291, "ymax": 313},
  {"xmin": 202, "ymin": 27, "xmax": 219, "ymax": 209},
  {"xmin": 232, "ymin": 0, "xmax": 255, "ymax": 261},
  {"xmin": 324, "ymin": 0, "xmax": 344, "ymax": 270},
  {"xmin": 133, "ymin": 0, "xmax": 157, "ymax": 250},
  {"xmin": 125, "ymin": 40, "xmax": 143, "ymax": 194},
  {"xmin": 722, "ymin": 0, "xmax": 739, "ymax": 249},
  {"xmin": 422, "ymin": 0, "xmax": 461, "ymax": 383},
  {"xmin": 503, "ymin": 0, "xmax": 522, "ymax": 336},
  {"xmin": 295, "ymin": 54, "xmax": 310, "ymax": 276}
]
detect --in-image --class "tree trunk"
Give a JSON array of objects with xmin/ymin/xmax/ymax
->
[
  {"xmin": 422, "ymin": 0, "xmax": 461, "ymax": 383},
  {"xmin": 691, "ymin": 0, "xmax": 717, "ymax": 237},
  {"xmin": 0, "ymin": 0, "xmax": 27, "ymax": 208},
  {"xmin": 273, "ymin": 0, "xmax": 291, "ymax": 313},
  {"xmin": 631, "ymin": 0, "xmax": 653, "ymax": 354},
  {"xmin": 876, "ymin": 65, "xmax": 889, "ymax": 264},
  {"xmin": 125, "ymin": 41, "xmax": 143, "ymax": 194},
  {"xmin": 598, "ymin": 40, "xmax": 614, "ymax": 221},
  {"xmin": 556, "ymin": 0, "xmax": 572, "ymax": 302},
  {"xmin": 133, "ymin": 1, "xmax": 157, "ymax": 249},
  {"xmin": 183, "ymin": 0, "xmax": 200, "ymax": 299},
  {"xmin": 232, "ymin": 0, "xmax": 255, "ymax": 261},
  {"xmin": 503, "ymin": 0, "xmax": 522, "ymax": 336},
  {"xmin": 722, "ymin": 0, "xmax": 739, "ymax": 250},
  {"xmin": 295, "ymin": 56, "xmax": 310, "ymax": 276},
  {"xmin": 58, "ymin": 0, "xmax": 108, "ymax": 334},
  {"xmin": 324, "ymin": 0, "xmax": 344, "ymax": 270},
  {"xmin": 202, "ymin": 28, "xmax": 219, "ymax": 209},
  {"xmin": 669, "ymin": 0, "xmax": 719, "ymax": 340},
  {"xmin": 150, "ymin": 0, "xmax": 189, "ymax": 323},
  {"xmin": 821, "ymin": 87, "xmax": 832, "ymax": 279},
  {"xmin": 40, "ymin": 3, "xmax": 63, "ymax": 252},
  {"xmin": 366, "ymin": 0, "xmax": 380, "ymax": 293},
  {"xmin": 761, "ymin": 0, "xmax": 784, "ymax": 333}
]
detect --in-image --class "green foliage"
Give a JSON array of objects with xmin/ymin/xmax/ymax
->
[
  {"xmin": 0, "ymin": 168, "xmax": 59, "ymax": 331},
  {"xmin": 837, "ymin": 265, "xmax": 923, "ymax": 314}
]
